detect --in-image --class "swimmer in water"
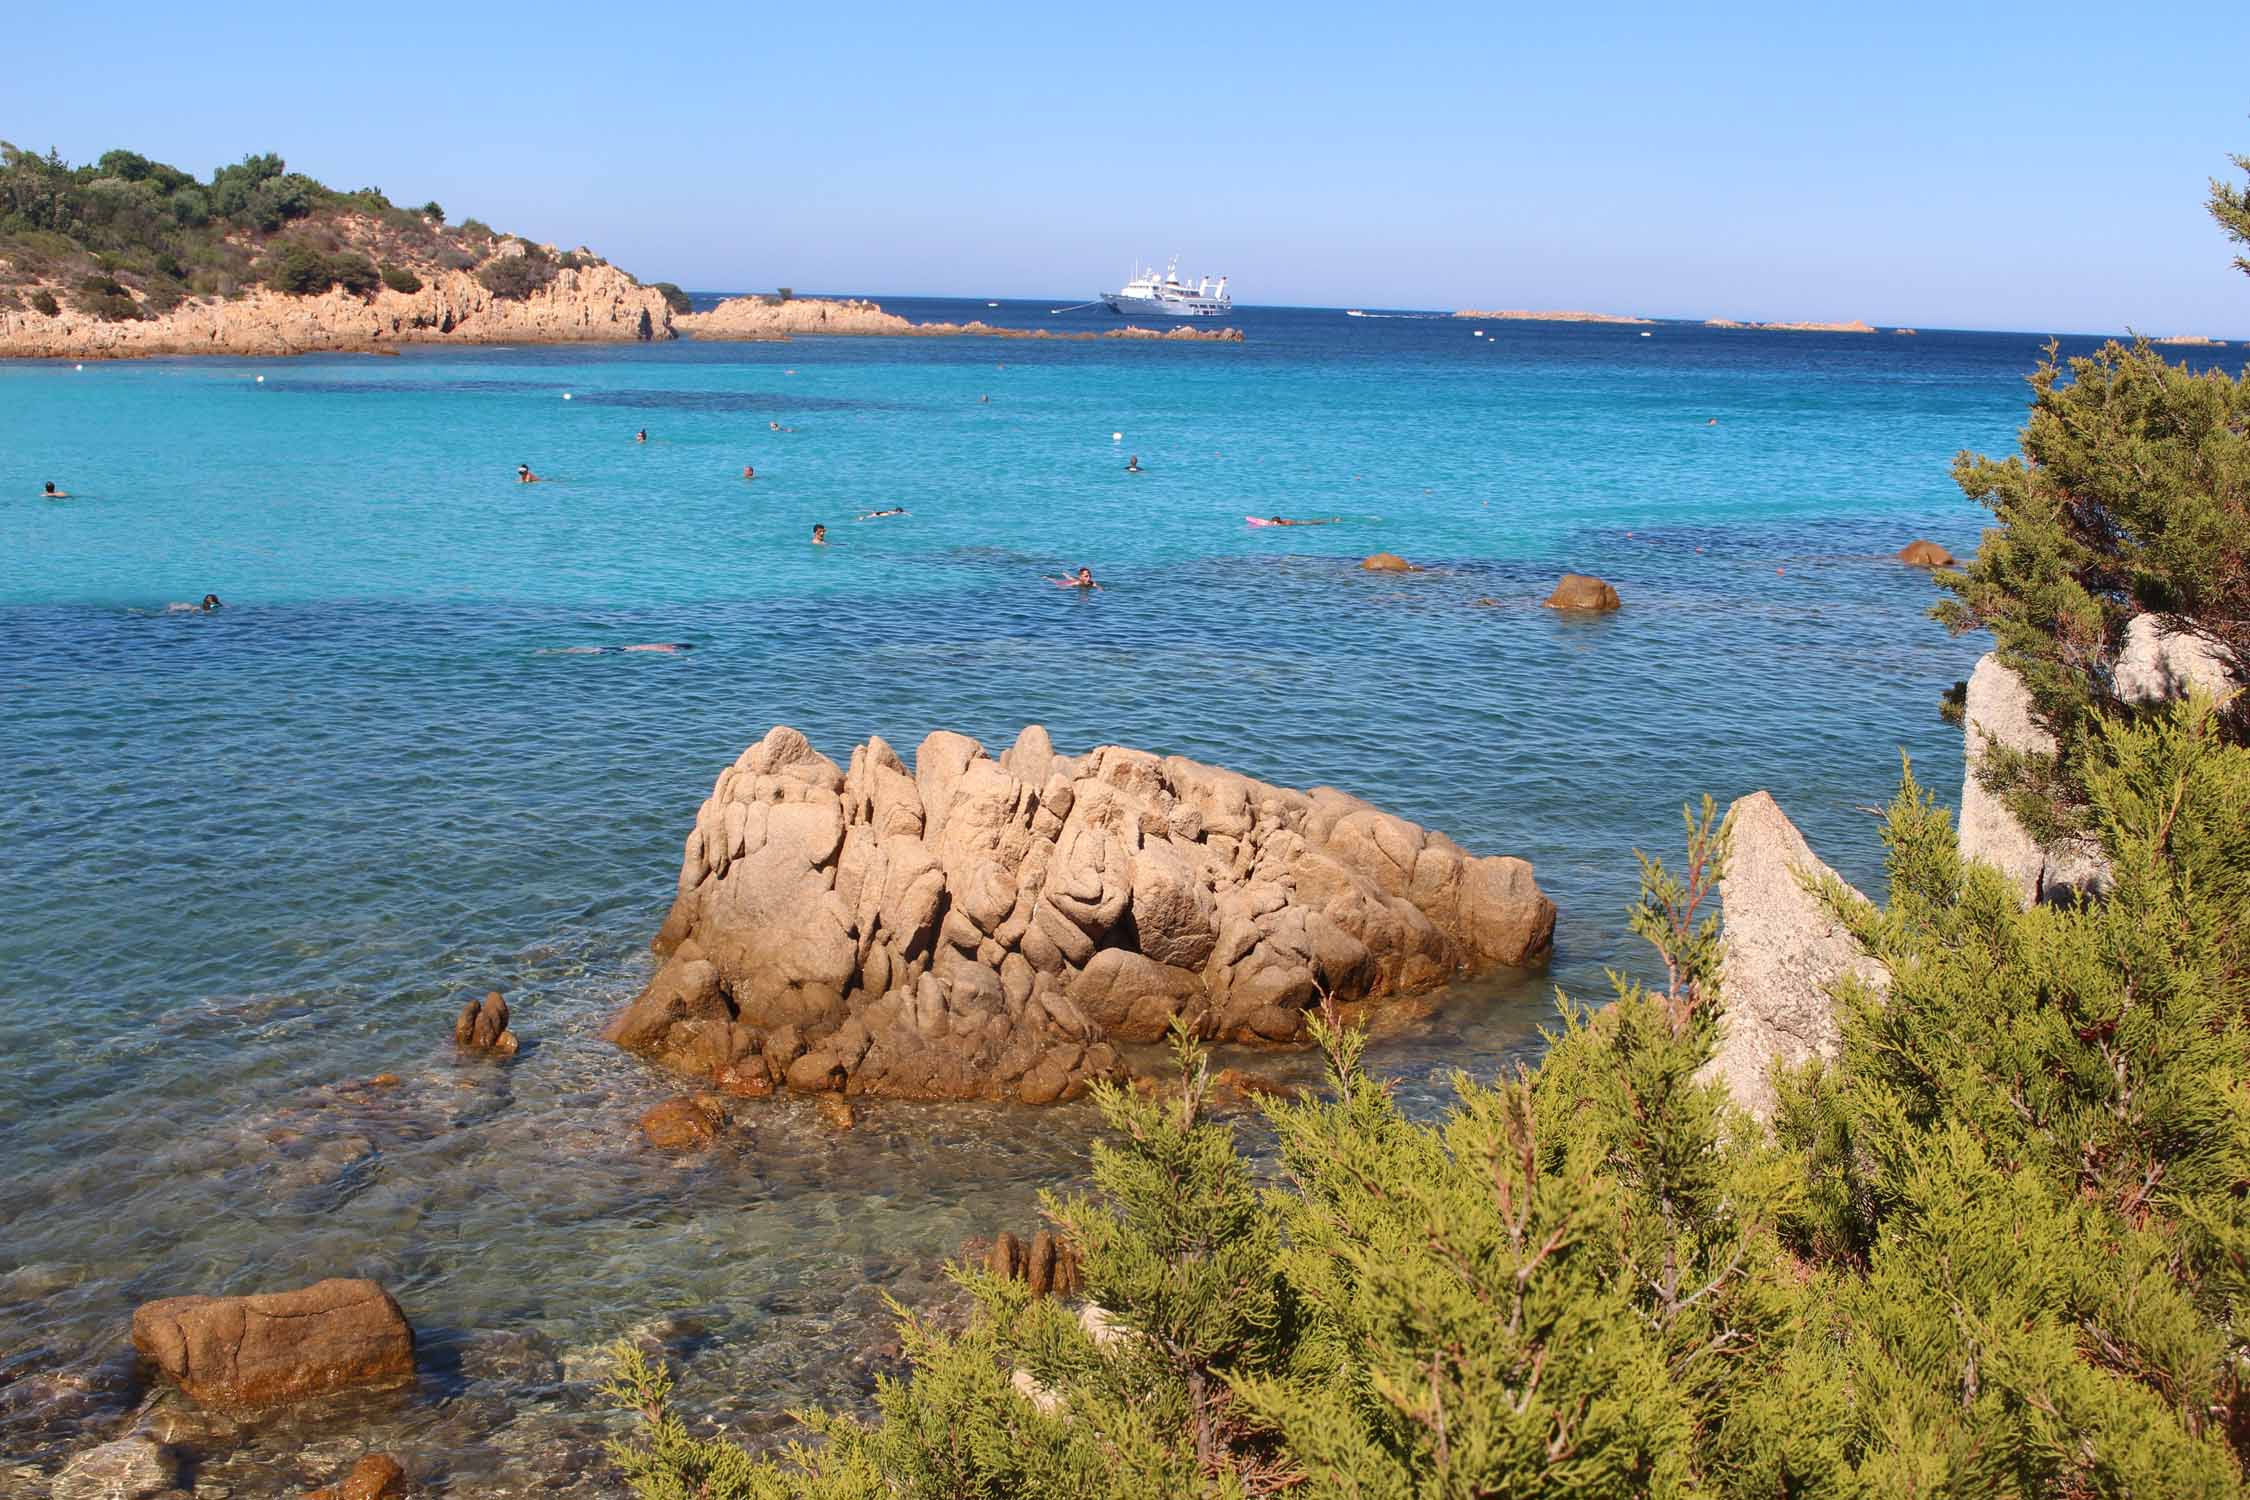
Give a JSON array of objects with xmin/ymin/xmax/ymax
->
[
  {"xmin": 42, "ymin": 481, "xmax": 68, "ymax": 498},
  {"xmin": 858, "ymin": 507, "xmax": 908, "ymax": 519},
  {"xmin": 1125, "ymin": 455, "xmax": 1141, "ymax": 473},
  {"xmin": 742, "ymin": 465, "xmax": 755, "ymax": 480},
  {"xmin": 1706, "ymin": 418, "xmax": 1719, "ymax": 427},
  {"xmin": 811, "ymin": 524, "xmax": 827, "ymax": 545},
  {"xmin": 636, "ymin": 428, "xmax": 648, "ymax": 443},
  {"xmin": 1263, "ymin": 516, "xmax": 1341, "ymax": 527},
  {"xmin": 516, "ymin": 463, "xmax": 540, "ymax": 484},
  {"xmin": 201, "ymin": 593, "xmax": 222, "ymax": 611},
  {"xmin": 1050, "ymin": 567, "xmax": 1101, "ymax": 591}
]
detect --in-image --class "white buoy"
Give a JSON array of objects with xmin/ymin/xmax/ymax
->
[
  {"xmin": 75, "ymin": 363, "xmax": 84, "ymax": 371},
  {"xmin": 255, "ymin": 374, "xmax": 265, "ymax": 383},
  {"xmin": 1472, "ymin": 330, "xmax": 1483, "ymax": 337},
  {"xmin": 562, "ymin": 392, "xmax": 572, "ymax": 400},
  {"xmin": 1640, "ymin": 331, "xmax": 1652, "ymax": 338}
]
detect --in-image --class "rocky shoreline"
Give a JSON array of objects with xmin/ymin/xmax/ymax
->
[{"xmin": 0, "ymin": 258, "xmax": 675, "ymax": 359}]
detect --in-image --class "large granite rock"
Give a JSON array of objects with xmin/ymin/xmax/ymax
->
[
  {"xmin": 1957, "ymin": 653, "xmax": 2109, "ymax": 905},
  {"xmin": 1704, "ymin": 793, "xmax": 1887, "ymax": 1122},
  {"xmin": 606, "ymin": 726, "xmax": 1556, "ymax": 1102},
  {"xmin": 130, "ymin": 1278, "xmax": 414, "ymax": 1408},
  {"xmin": 2113, "ymin": 612, "xmax": 2239, "ymax": 707}
]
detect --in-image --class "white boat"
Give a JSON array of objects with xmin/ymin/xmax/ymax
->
[{"xmin": 1102, "ymin": 257, "xmax": 1232, "ymax": 318}]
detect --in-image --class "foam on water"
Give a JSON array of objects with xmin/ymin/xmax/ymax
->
[{"xmin": 0, "ymin": 306, "xmax": 2198, "ymax": 1489}]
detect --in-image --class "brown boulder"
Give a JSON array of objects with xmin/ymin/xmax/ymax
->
[
  {"xmin": 815, "ymin": 1092, "xmax": 856, "ymax": 1130},
  {"xmin": 1896, "ymin": 539, "xmax": 1954, "ymax": 567},
  {"xmin": 452, "ymin": 991, "xmax": 517, "ymax": 1055},
  {"xmin": 1360, "ymin": 552, "xmax": 1416, "ymax": 572},
  {"xmin": 131, "ymin": 1278, "xmax": 415, "ymax": 1408},
  {"xmin": 1542, "ymin": 574, "xmax": 1621, "ymax": 611},
  {"xmin": 638, "ymin": 1095, "xmax": 726, "ymax": 1150},
  {"xmin": 306, "ymin": 1454, "xmax": 408, "ymax": 1500}
]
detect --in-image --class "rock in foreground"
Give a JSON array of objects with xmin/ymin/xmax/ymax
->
[
  {"xmin": 1896, "ymin": 539, "xmax": 1955, "ymax": 567},
  {"xmin": 606, "ymin": 726, "xmax": 1556, "ymax": 1102},
  {"xmin": 453, "ymin": 990, "xmax": 517, "ymax": 1055},
  {"xmin": 1958, "ymin": 654, "xmax": 2109, "ymax": 904},
  {"xmin": 1705, "ymin": 792, "xmax": 1887, "ymax": 1122},
  {"xmin": 130, "ymin": 1278, "xmax": 414, "ymax": 1408}
]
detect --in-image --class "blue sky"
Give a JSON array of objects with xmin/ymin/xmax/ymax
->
[{"xmin": 11, "ymin": 0, "xmax": 2250, "ymax": 333}]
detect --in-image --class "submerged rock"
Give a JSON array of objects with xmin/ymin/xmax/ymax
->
[
  {"xmin": 48, "ymin": 1435, "xmax": 179, "ymax": 1500},
  {"xmin": 638, "ymin": 1095, "xmax": 728, "ymax": 1151},
  {"xmin": 1705, "ymin": 792, "xmax": 1887, "ymax": 1122},
  {"xmin": 606, "ymin": 725, "xmax": 1555, "ymax": 1102},
  {"xmin": 1360, "ymin": 553, "xmax": 1416, "ymax": 573},
  {"xmin": 130, "ymin": 1278, "xmax": 415, "ymax": 1408},
  {"xmin": 1542, "ymin": 574, "xmax": 1621, "ymax": 611},
  {"xmin": 304, "ymin": 1453, "xmax": 406, "ymax": 1500},
  {"xmin": 1895, "ymin": 539, "xmax": 1954, "ymax": 567},
  {"xmin": 453, "ymin": 991, "xmax": 518, "ymax": 1055}
]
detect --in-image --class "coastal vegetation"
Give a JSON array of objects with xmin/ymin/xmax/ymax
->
[
  {"xmin": 1934, "ymin": 151, "xmax": 2250, "ymax": 846},
  {"xmin": 604, "ymin": 145, "xmax": 2250, "ymax": 1499},
  {"xmin": 0, "ymin": 142, "xmax": 626, "ymax": 318}
]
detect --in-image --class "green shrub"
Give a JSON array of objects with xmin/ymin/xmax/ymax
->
[
  {"xmin": 457, "ymin": 217, "xmax": 494, "ymax": 241},
  {"xmin": 476, "ymin": 251, "xmax": 557, "ymax": 301},
  {"xmin": 421, "ymin": 200, "xmax": 444, "ymax": 223},
  {"xmin": 650, "ymin": 281, "xmax": 691, "ymax": 315},
  {"xmin": 72, "ymin": 274, "xmax": 140, "ymax": 321},
  {"xmin": 378, "ymin": 262, "xmax": 421, "ymax": 294},
  {"xmin": 140, "ymin": 279, "xmax": 186, "ymax": 314},
  {"xmin": 328, "ymin": 252, "xmax": 380, "ymax": 297},
  {"xmin": 259, "ymin": 239, "xmax": 334, "ymax": 295},
  {"xmin": 30, "ymin": 287, "xmax": 59, "ymax": 316}
]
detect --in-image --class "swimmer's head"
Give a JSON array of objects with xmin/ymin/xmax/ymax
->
[
  {"xmin": 43, "ymin": 481, "xmax": 56, "ymax": 494},
  {"xmin": 1076, "ymin": 567, "xmax": 1094, "ymax": 585},
  {"xmin": 812, "ymin": 524, "xmax": 827, "ymax": 543},
  {"xmin": 201, "ymin": 593, "xmax": 221, "ymax": 611}
]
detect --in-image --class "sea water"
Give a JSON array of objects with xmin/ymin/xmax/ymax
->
[{"xmin": 1, "ymin": 303, "xmax": 2210, "ymax": 1490}]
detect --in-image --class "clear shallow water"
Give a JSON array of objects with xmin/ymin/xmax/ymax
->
[{"xmin": 3, "ymin": 305, "xmax": 2216, "ymax": 1491}]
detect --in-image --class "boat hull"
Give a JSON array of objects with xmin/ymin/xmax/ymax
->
[{"xmin": 1101, "ymin": 293, "xmax": 1232, "ymax": 318}]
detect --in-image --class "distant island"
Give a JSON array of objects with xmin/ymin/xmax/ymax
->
[
  {"xmin": 1451, "ymin": 308, "xmax": 1653, "ymax": 325},
  {"xmin": 0, "ymin": 144, "xmax": 682, "ymax": 357},
  {"xmin": 1705, "ymin": 317, "xmax": 1878, "ymax": 333},
  {"xmin": 678, "ymin": 294, "xmax": 1242, "ymax": 342},
  {"xmin": 2153, "ymin": 333, "xmax": 2228, "ymax": 346}
]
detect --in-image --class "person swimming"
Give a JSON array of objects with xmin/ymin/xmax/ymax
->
[
  {"xmin": 516, "ymin": 463, "xmax": 540, "ymax": 483},
  {"xmin": 1261, "ymin": 516, "xmax": 1340, "ymax": 527},
  {"xmin": 201, "ymin": 593, "xmax": 222, "ymax": 611},
  {"xmin": 42, "ymin": 481, "xmax": 68, "ymax": 498},
  {"xmin": 858, "ymin": 507, "xmax": 908, "ymax": 519},
  {"xmin": 1125, "ymin": 455, "xmax": 1141, "ymax": 472},
  {"xmin": 811, "ymin": 524, "xmax": 827, "ymax": 545},
  {"xmin": 1050, "ymin": 566, "xmax": 1101, "ymax": 591},
  {"xmin": 635, "ymin": 428, "xmax": 648, "ymax": 443},
  {"xmin": 742, "ymin": 465, "xmax": 755, "ymax": 480}
]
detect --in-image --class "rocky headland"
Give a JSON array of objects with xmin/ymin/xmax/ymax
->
[
  {"xmin": 604, "ymin": 725, "xmax": 1556, "ymax": 1104},
  {"xmin": 677, "ymin": 295, "xmax": 1243, "ymax": 342},
  {"xmin": 0, "ymin": 244, "xmax": 674, "ymax": 358},
  {"xmin": 1451, "ymin": 308, "xmax": 1654, "ymax": 325}
]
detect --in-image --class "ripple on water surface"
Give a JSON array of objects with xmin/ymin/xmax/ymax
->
[{"xmin": 0, "ymin": 310, "xmax": 2101, "ymax": 1488}]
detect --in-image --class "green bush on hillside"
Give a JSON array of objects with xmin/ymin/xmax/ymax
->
[
  {"xmin": 477, "ymin": 249, "xmax": 557, "ymax": 301},
  {"xmin": 421, "ymin": 200, "xmax": 444, "ymax": 223},
  {"xmin": 379, "ymin": 263, "xmax": 422, "ymax": 295},
  {"xmin": 30, "ymin": 288, "xmax": 59, "ymax": 316},
  {"xmin": 650, "ymin": 281, "xmax": 692, "ymax": 315}
]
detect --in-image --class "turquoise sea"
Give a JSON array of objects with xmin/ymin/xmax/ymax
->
[{"xmin": 3, "ymin": 301, "xmax": 2224, "ymax": 1491}]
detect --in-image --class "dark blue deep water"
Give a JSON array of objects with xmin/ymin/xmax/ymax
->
[{"xmin": 4, "ymin": 302, "xmax": 2235, "ymax": 1491}]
